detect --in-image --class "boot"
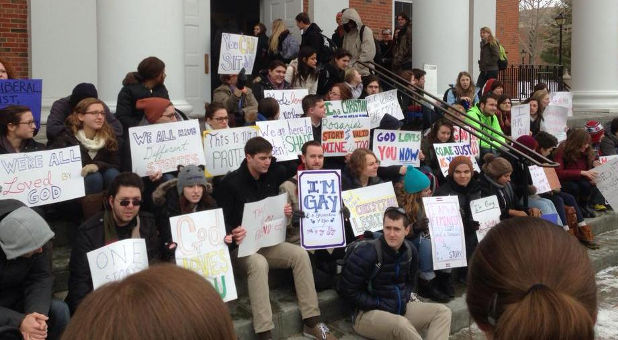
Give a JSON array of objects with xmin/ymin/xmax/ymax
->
[
  {"xmin": 435, "ymin": 271, "xmax": 455, "ymax": 298},
  {"xmin": 417, "ymin": 278, "xmax": 451, "ymax": 303},
  {"xmin": 81, "ymin": 192, "xmax": 104, "ymax": 221}
]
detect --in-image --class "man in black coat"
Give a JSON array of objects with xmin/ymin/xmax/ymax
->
[{"xmin": 296, "ymin": 12, "xmax": 326, "ymax": 64}]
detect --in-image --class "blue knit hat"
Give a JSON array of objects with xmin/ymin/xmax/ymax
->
[{"xmin": 403, "ymin": 165, "xmax": 430, "ymax": 194}]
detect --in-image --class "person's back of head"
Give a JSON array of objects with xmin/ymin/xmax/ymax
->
[
  {"xmin": 467, "ymin": 217, "xmax": 596, "ymax": 340},
  {"xmin": 244, "ymin": 136, "xmax": 273, "ymax": 156},
  {"xmin": 122, "ymin": 56, "xmax": 165, "ymax": 86},
  {"xmin": 258, "ymin": 97, "xmax": 279, "ymax": 120}
]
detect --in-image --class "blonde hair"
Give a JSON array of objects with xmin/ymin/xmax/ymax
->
[
  {"xmin": 480, "ymin": 26, "xmax": 497, "ymax": 46},
  {"xmin": 269, "ymin": 19, "xmax": 286, "ymax": 53},
  {"xmin": 67, "ymin": 97, "xmax": 118, "ymax": 151}
]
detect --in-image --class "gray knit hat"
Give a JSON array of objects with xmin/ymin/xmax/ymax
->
[
  {"xmin": 0, "ymin": 203, "xmax": 54, "ymax": 260},
  {"xmin": 177, "ymin": 164, "xmax": 208, "ymax": 195}
]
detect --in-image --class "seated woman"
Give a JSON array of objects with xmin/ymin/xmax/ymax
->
[
  {"xmin": 317, "ymin": 48, "xmax": 351, "ymax": 96},
  {"xmin": 213, "ymin": 73, "xmax": 258, "ymax": 127},
  {"xmin": 285, "ymin": 46, "xmax": 319, "ymax": 94},
  {"xmin": 0, "ymin": 105, "xmax": 45, "ymax": 154},
  {"xmin": 252, "ymin": 60, "xmax": 291, "ymax": 102},
  {"xmin": 420, "ymin": 118, "xmax": 454, "ymax": 182},
  {"xmin": 446, "ymin": 71, "xmax": 479, "ymax": 110},
  {"xmin": 496, "ymin": 94, "xmax": 512, "ymax": 136},
  {"xmin": 325, "ymin": 82, "xmax": 352, "ymax": 101},
  {"xmin": 344, "ymin": 68, "xmax": 363, "ymax": 99},
  {"xmin": 524, "ymin": 98, "xmax": 542, "ymax": 136},
  {"xmin": 204, "ymin": 102, "xmax": 230, "ymax": 130}
]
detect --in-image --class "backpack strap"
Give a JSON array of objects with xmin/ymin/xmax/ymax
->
[
  {"xmin": 367, "ymin": 238, "xmax": 383, "ymax": 294},
  {"xmin": 359, "ymin": 25, "xmax": 366, "ymax": 41}
]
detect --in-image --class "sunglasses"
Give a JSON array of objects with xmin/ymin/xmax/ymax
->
[{"xmin": 117, "ymin": 199, "xmax": 142, "ymax": 207}]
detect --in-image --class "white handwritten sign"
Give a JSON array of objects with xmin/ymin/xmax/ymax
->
[
  {"xmin": 433, "ymin": 142, "xmax": 481, "ymax": 177},
  {"xmin": 263, "ymin": 89, "xmax": 308, "ymax": 119},
  {"xmin": 541, "ymin": 105, "xmax": 568, "ymax": 142},
  {"xmin": 595, "ymin": 157, "xmax": 618, "ymax": 212},
  {"xmin": 238, "ymin": 193, "xmax": 288, "ymax": 257},
  {"xmin": 324, "ymin": 99, "xmax": 369, "ymax": 118},
  {"xmin": 528, "ymin": 165, "xmax": 552, "ymax": 194},
  {"xmin": 366, "ymin": 90, "xmax": 404, "ymax": 128},
  {"xmin": 342, "ymin": 182, "xmax": 398, "ymax": 236},
  {"xmin": 423, "ymin": 64, "xmax": 438, "ymax": 97},
  {"xmin": 423, "ymin": 196, "xmax": 467, "ymax": 270},
  {"xmin": 129, "ymin": 119, "xmax": 206, "ymax": 177},
  {"xmin": 470, "ymin": 196, "xmax": 501, "ymax": 242},
  {"xmin": 550, "ymin": 91, "xmax": 573, "ymax": 117},
  {"xmin": 372, "ymin": 130, "xmax": 422, "ymax": 167},
  {"xmin": 321, "ymin": 117, "xmax": 370, "ymax": 156},
  {"xmin": 599, "ymin": 155, "xmax": 618, "ymax": 165},
  {"xmin": 0, "ymin": 146, "xmax": 84, "ymax": 207},
  {"xmin": 452, "ymin": 126, "xmax": 480, "ymax": 159},
  {"xmin": 203, "ymin": 126, "xmax": 259, "ymax": 177},
  {"xmin": 298, "ymin": 170, "xmax": 345, "ymax": 250},
  {"xmin": 87, "ymin": 239, "xmax": 148, "ymax": 290},
  {"xmin": 170, "ymin": 209, "xmax": 237, "ymax": 302},
  {"xmin": 511, "ymin": 104, "xmax": 530, "ymax": 140},
  {"xmin": 256, "ymin": 117, "xmax": 314, "ymax": 161},
  {"xmin": 218, "ymin": 33, "xmax": 258, "ymax": 74}
]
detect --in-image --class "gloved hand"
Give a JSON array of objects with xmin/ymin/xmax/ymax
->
[
  {"xmin": 341, "ymin": 206, "xmax": 351, "ymax": 220},
  {"xmin": 412, "ymin": 217, "xmax": 429, "ymax": 234},
  {"xmin": 81, "ymin": 164, "xmax": 99, "ymax": 177},
  {"xmin": 291, "ymin": 210, "xmax": 306, "ymax": 226},
  {"xmin": 464, "ymin": 219, "xmax": 481, "ymax": 233},
  {"xmin": 236, "ymin": 68, "xmax": 247, "ymax": 90}
]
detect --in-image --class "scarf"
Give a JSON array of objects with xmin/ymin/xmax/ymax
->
[
  {"xmin": 103, "ymin": 209, "xmax": 141, "ymax": 245},
  {"xmin": 75, "ymin": 129, "xmax": 106, "ymax": 159}
]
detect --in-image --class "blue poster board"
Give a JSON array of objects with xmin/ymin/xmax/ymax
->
[{"xmin": 0, "ymin": 79, "xmax": 43, "ymax": 128}]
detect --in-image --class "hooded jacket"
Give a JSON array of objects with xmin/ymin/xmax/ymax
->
[
  {"xmin": 341, "ymin": 8, "xmax": 376, "ymax": 76},
  {"xmin": 115, "ymin": 82, "xmax": 169, "ymax": 131},
  {"xmin": 0, "ymin": 137, "xmax": 45, "ymax": 154},
  {"xmin": 479, "ymin": 173, "xmax": 522, "ymax": 219},
  {"xmin": 479, "ymin": 40, "xmax": 499, "ymax": 72},
  {"xmin": 599, "ymin": 132, "xmax": 618, "ymax": 156},
  {"xmin": 300, "ymin": 22, "xmax": 325, "ymax": 62},
  {"xmin": 212, "ymin": 84, "xmax": 259, "ymax": 124},
  {"xmin": 392, "ymin": 23, "xmax": 412, "ymax": 70},
  {"xmin": 466, "ymin": 104, "xmax": 505, "ymax": 150}
]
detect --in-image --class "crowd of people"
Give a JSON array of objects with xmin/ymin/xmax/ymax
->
[{"xmin": 0, "ymin": 6, "xmax": 616, "ymax": 340}]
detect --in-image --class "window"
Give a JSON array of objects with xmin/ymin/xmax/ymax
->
[{"xmin": 394, "ymin": 0, "xmax": 413, "ymax": 31}]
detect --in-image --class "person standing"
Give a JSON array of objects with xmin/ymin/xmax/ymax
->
[
  {"xmin": 296, "ymin": 12, "xmax": 327, "ymax": 64},
  {"xmin": 341, "ymin": 8, "xmax": 376, "ymax": 76},
  {"xmin": 476, "ymin": 27, "xmax": 499, "ymax": 88},
  {"xmin": 392, "ymin": 13, "xmax": 412, "ymax": 72}
]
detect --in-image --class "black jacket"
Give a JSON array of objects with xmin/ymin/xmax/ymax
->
[
  {"xmin": 317, "ymin": 62, "xmax": 345, "ymax": 96},
  {"xmin": 600, "ymin": 132, "xmax": 618, "ymax": 156},
  {"xmin": 251, "ymin": 70, "xmax": 291, "ymax": 103},
  {"xmin": 253, "ymin": 32, "xmax": 270, "ymax": 77},
  {"xmin": 479, "ymin": 173, "xmax": 522, "ymax": 220},
  {"xmin": 434, "ymin": 176, "xmax": 482, "ymax": 234},
  {"xmin": 50, "ymin": 131, "xmax": 120, "ymax": 172},
  {"xmin": 115, "ymin": 82, "xmax": 169, "ymax": 131},
  {"xmin": 301, "ymin": 23, "xmax": 324, "ymax": 62},
  {"xmin": 0, "ymin": 138, "xmax": 45, "ymax": 154}
]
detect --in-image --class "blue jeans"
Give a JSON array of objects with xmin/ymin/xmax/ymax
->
[
  {"xmin": 84, "ymin": 168, "xmax": 120, "ymax": 194},
  {"xmin": 48, "ymin": 299, "xmax": 70, "ymax": 340},
  {"xmin": 528, "ymin": 195, "xmax": 563, "ymax": 226},
  {"xmin": 412, "ymin": 235, "xmax": 435, "ymax": 280}
]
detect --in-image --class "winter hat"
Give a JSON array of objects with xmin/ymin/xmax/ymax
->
[
  {"xmin": 379, "ymin": 114, "xmax": 403, "ymax": 130},
  {"xmin": 177, "ymin": 164, "xmax": 208, "ymax": 195},
  {"xmin": 448, "ymin": 155, "xmax": 474, "ymax": 177},
  {"xmin": 70, "ymin": 83, "xmax": 98, "ymax": 109},
  {"xmin": 136, "ymin": 97, "xmax": 172, "ymax": 123},
  {"xmin": 514, "ymin": 135, "xmax": 539, "ymax": 153},
  {"xmin": 482, "ymin": 153, "xmax": 513, "ymax": 179},
  {"xmin": 403, "ymin": 165, "xmax": 430, "ymax": 194},
  {"xmin": 0, "ymin": 200, "xmax": 54, "ymax": 260},
  {"xmin": 585, "ymin": 120, "xmax": 605, "ymax": 143}
]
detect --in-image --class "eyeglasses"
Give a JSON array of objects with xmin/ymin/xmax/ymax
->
[
  {"xmin": 162, "ymin": 113, "xmax": 176, "ymax": 119},
  {"xmin": 117, "ymin": 198, "xmax": 142, "ymax": 207},
  {"xmin": 15, "ymin": 120, "xmax": 36, "ymax": 126},
  {"xmin": 84, "ymin": 111, "xmax": 105, "ymax": 116},
  {"xmin": 212, "ymin": 116, "xmax": 229, "ymax": 122}
]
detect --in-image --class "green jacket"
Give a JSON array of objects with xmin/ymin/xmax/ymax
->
[{"xmin": 466, "ymin": 104, "xmax": 505, "ymax": 149}]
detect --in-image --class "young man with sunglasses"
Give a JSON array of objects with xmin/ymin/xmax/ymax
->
[
  {"xmin": 65, "ymin": 172, "xmax": 162, "ymax": 314},
  {"xmin": 338, "ymin": 207, "xmax": 452, "ymax": 340}
]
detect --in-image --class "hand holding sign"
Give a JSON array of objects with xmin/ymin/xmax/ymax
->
[
  {"xmin": 423, "ymin": 196, "xmax": 467, "ymax": 270},
  {"xmin": 87, "ymin": 239, "xmax": 148, "ymax": 290},
  {"xmin": 237, "ymin": 193, "xmax": 288, "ymax": 257}
]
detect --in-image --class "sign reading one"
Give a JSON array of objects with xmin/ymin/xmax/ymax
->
[
  {"xmin": 433, "ymin": 142, "xmax": 481, "ymax": 176},
  {"xmin": 341, "ymin": 182, "xmax": 398, "ymax": 236},
  {"xmin": 365, "ymin": 90, "xmax": 404, "ymax": 128},
  {"xmin": 372, "ymin": 129, "xmax": 422, "ymax": 167},
  {"xmin": 321, "ymin": 117, "xmax": 370, "ymax": 156},
  {"xmin": 264, "ymin": 89, "xmax": 308, "ymax": 119},
  {"xmin": 218, "ymin": 33, "xmax": 258, "ymax": 74},
  {"xmin": 470, "ymin": 196, "xmax": 501, "ymax": 242},
  {"xmin": 423, "ymin": 196, "xmax": 467, "ymax": 270},
  {"xmin": 256, "ymin": 117, "xmax": 314, "ymax": 161},
  {"xmin": 238, "ymin": 193, "xmax": 288, "ymax": 257},
  {"xmin": 0, "ymin": 79, "xmax": 43, "ymax": 128},
  {"xmin": 203, "ymin": 126, "xmax": 259, "ymax": 177},
  {"xmin": 87, "ymin": 239, "xmax": 148, "ymax": 290}
]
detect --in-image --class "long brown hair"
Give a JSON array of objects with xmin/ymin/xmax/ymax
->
[
  {"xmin": 480, "ymin": 26, "xmax": 497, "ymax": 46},
  {"xmin": 467, "ymin": 217, "xmax": 597, "ymax": 340},
  {"xmin": 329, "ymin": 83, "xmax": 352, "ymax": 100},
  {"xmin": 562, "ymin": 128, "xmax": 594, "ymax": 167},
  {"xmin": 348, "ymin": 148, "xmax": 377, "ymax": 178},
  {"xmin": 394, "ymin": 181, "xmax": 423, "ymax": 224},
  {"xmin": 455, "ymin": 71, "xmax": 476, "ymax": 99},
  {"xmin": 428, "ymin": 118, "xmax": 454, "ymax": 144},
  {"xmin": 67, "ymin": 98, "xmax": 118, "ymax": 151},
  {"xmin": 62, "ymin": 264, "xmax": 237, "ymax": 340}
]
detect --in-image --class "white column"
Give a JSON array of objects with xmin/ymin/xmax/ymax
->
[
  {"xmin": 571, "ymin": 0, "xmax": 618, "ymax": 112},
  {"xmin": 468, "ymin": 0, "xmax": 496, "ymax": 83},
  {"xmin": 96, "ymin": 0, "xmax": 192, "ymax": 114}
]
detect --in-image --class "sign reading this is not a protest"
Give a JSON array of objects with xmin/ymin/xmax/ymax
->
[{"xmin": 203, "ymin": 126, "xmax": 259, "ymax": 177}]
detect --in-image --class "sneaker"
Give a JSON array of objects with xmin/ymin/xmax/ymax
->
[
  {"xmin": 593, "ymin": 204, "xmax": 607, "ymax": 211},
  {"xmin": 417, "ymin": 278, "xmax": 451, "ymax": 303},
  {"xmin": 303, "ymin": 322, "xmax": 337, "ymax": 340},
  {"xmin": 580, "ymin": 239, "xmax": 600, "ymax": 250}
]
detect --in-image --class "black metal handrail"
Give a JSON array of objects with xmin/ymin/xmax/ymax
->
[{"xmin": 357, "ymin": 60, "xmax": 559, "ymax": 167}]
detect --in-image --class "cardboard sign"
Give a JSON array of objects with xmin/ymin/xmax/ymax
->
[
  {"xmin": 218, "ymin": 33, "xmax": 258, "ymax": 74},
  {"xmin": 543, "ymin": 167, "xmax": 561, "ymax": 190},
  {"xmin": 264, "ymin": 89, "xmax": 308, "ymax": 119},
  {"xmin": 599, "ymin": 155, "xmax": 618, "ymax": 165},
  {"xmin": 341, "ymin": 182, "xmax": 398, "ymax": 236},
  {"xmin": 129, "ymin": 119, "xmax": 206, "ymax": 177},
  {"xmin": 321, "ymin": 117, "xmax": 370, "ymax": 156},
  {"xmin": 87, "ymin": 239, "xmax": 148, "ymax": 290},
  {"xmin": 238, "ymin": 193, "xmax": 288, "ymax": 257},
  {"xmin": 297, "ymin": 170, "xmax": 345, "ymax": 250},
  {"xmin": 541, "ymin": 105, "xmax": 568, "ymax": 142},
  {"xmin": 0, "ymin": 146, "xmax": 85, "ymax": 207},
  {"xmin": 433, "ymin": 142, "xmax": 481, "ymax": 176},
  {"xmin": 170, "ymin": 209, "xmax": 237, "ymax": 302},
  {"xmin": 256, "ymin": 117, "xmax": 313, "ymax": 161},
  {"xmin": 549, "ymin": 91, "xmax": 573, "ymax": 117},
  {"xmin": 0, "ymin": 79, "xmax": 43, "ymax": 128},
  {"xmin": 470, "ymin": 196, "xmax": 501, "ymax": 242},
  {"xmin": 510, "ymin": 104, "xmax": 530, "ymax": 140},
  {"xmin": 528, "ymin": 165, "xmax": 552, "ymax": 194},
  {"xmin": 594, "ymin": 157, "xmax": 618, "ymax": 211},
  {"xmin": 372, "ymin": 129, "xmax": 422, "ymax": 167},
  {"xmin": 423, "ymin": 64, "xmax": 438, "ymax": 97},
  {"xmin": 423, "ymin": 196, "xmax": 467, "ymax": 270},
  {"xmin": 203, "ymin": 126, "xmax": 259, "ymax": 177},
  {"xmin": 324, "ymin": 99, "xmax": 369, "ymax": 118},
  {"xmin": 365, "ymin": 90, "xmax": 404, "ymax": 128},
  {"xmin": 452, "ymin": 126, "xmax": 480, "ymax": 159}
]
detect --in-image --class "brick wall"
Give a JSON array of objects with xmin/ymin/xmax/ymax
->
[
  {"xmin": 0, "ymin": 0, "xmax": 29, "ymax": 78},
  {"xmin": 303, "ymin": 0, "xmax": 391, "ymax": 37},
  {"xmin": 496, "ymin": 0, "xmax": 520, "ymax": 64}
]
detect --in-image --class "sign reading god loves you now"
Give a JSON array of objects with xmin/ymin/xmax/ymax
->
[
  {"xmin": 238, "ymin": 193, "xmax": 288, "ymax": 257},
  {"xmin": 372, "ymin": 130, "xmax": 422, "ymax": 167},
  {"xmin": 423, "ymin": 196, "xmax": 467, "ymax": 270},
  {"xmin": 203, "ymin": 126, "xmax": 259, "ymax": 177},
  {"xmin": 129, "ymin": 120, "xmax": 206, "ymax": 177},
  {"xmin": 257, "ymin": 117, "xmax": 314, "ymax": 161},
  {"xmin": 321, "ymin": 117, "xmax": 370, "ymax": 156},
  {"xmin": 594, "ymin": 157, "xmax": 618, "ymax": 212},
  {"xmin": 264, "ymin": 89, "xmax": 308, "ymax": 119},
  {"xmin": 0, "ymin": 79, "xmax": 43, "ymax": 128},
  {"xmin": 170, "ymin": 209, "xmax": 237, "ymax": 302},
  {"xmin": 87, "ymin": 239, "xmax": 148, "ymax": 290},
  {"xmin": 324, "ymin": 99, "xmax": 369, "ymax": 118},
  {"xmin": 452, "ymin": 126, "xmax": 480, "ymax": 159},
  {"xmin": 366, "ymin": 90, "xmax": 405, "ymax": 128},
  {"xmin": 541, "ymin": 105, "xmax": 568, "ymax": 142},
  {"xmin": 342, "ymin": 182, "xmax": 398, "ymax": 236},
  {"xmin": 218, "ymin": 33, "xmax": 258, "ymax": 74},
  {"xmin": 0, "ymin": 146, "xmax": 84, "ymax": 207},
  {"xmin": 510, "ymin": 104, "xmax": 530, "ymax": 140},
  {"xmin": 298, "ymin": 170, "xmax": 345, "ymax": 250},
  {"xmin": 470, "ymin": 196, "xmax": 501, "ymax": 242},
  {"xmin": 433, "ymin": 142, "xmax": 481, "ymax": 177}
]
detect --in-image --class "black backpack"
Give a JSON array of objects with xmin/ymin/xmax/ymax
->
[
  {"xmin": 359, "ymin": 25, "xmax": 383, "ymax": 65},
  {"xmin": 443, "ymin": 84, "xmax": 455, "ymax": 102},
  {"xmin": 319, "ymin": 34, "xmax": 336, "ymax": 65},
  {"xmin": 335, "ymin": 237, "xmax": 384, "ymax": 296}
]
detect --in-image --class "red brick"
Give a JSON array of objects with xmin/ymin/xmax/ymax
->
[{"xmin": 0, "ymin": 0, "xmax": 29, "ymax": 78}]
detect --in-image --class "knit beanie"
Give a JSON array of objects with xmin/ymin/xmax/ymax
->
[
  {"xmin": 448, "ymin": 155, "xmax": 474, "ymax": 177},
  {"xmin": 585, "ymin": 120, "xmax": 605, "ymax": 143},
  {"xmin": 70, "ymin": 83, "xmax": 98, "ymax": 109},
  {"xmin": 177, "ymin": 164, "xmax": 208, "ymax": 195},
  {"xmin": 136, "ymin": 97, "xmax": 172, "ymax": 123},
  {"xmin": 0, "ymin": 202, "xmax": 54, "ymax": 260},
  {"xmin": 403, "ymin": 165, "xmax": 430, "ymax": 194},
  {"xmin": 481, "ymin": 153, "xmax": 513, "ymax": 179},
  {"xmin": 514, "ymin": 135, "xmax": 539, "ymax": 153}
]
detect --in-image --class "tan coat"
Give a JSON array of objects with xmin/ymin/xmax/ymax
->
[
  {"xmin": 212, "ymin": 84, "xmax": 259, "ymax": 122},
  {"xmin": 341, "ymin": 8, "xmax": 376, "ymax": 76}
]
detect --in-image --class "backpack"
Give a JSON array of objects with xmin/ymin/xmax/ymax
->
[
  {"xmin": 497, "ymin": 41, "xmax": 508, "ymax": 70},
  {"xmin": 443, "ymin": 84, "xmax": 455, "ymax": 102},
  {"xmin": 319, "ymin": 34, "xmax": 336, "ymax": 65},
  {"xmin": 335, "ymin": 237, "xmax": 384, "ymax": 296},
  {"xmin": 359, "ymin": 25, "xmax": 383, "ymax": 65}
]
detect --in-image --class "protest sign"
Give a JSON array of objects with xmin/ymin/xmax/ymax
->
[
  {"xmin": 324, "ymin": 99, "xmax": 369, "ymax": 118},
  {"xmin": 203, "ymin": 126, "xmax": 259, "ymax": 177},
  {"xmin": 129, "ymin": 119, "xmax": 206, "ymax": 177},
  {"xmin": 528, "ymin": 165, "xmax": 552, "ymax": 194},
  {"xmin": 541, "ymin": 105, "xmax": 568, "ymax": 142},
  {"xmin": 510, "ymin": 104, "xmax": 530, "ymax": 140},
  {"xmin": 433, "ymin": 142, "xmax": 481, "ymax": 176},
  {"xmin": 298, "ymin": 170, "xmax": 345, "ymax": 250},
  {"xmin": 599, "ymin": 155, "xmax": 618, "ymax": 165},
  {"xmin": 341, "ymin": 182, "xmax": 398, "ymax": 236},
  {"xmin": 0, "ymin": 79, "xmax": 43, "ymax": 128},
  {"xmin": 594, "ymin": 157, "xmax": 618, "ymax": 211},
  {"xmin": 87, "ymin": 239, "xmax": 148, "ymax": 290},
  {"xmin": 170, "ymin": 209, "xmax": 237, "ymax": 302},
  {"xmin": 365, "ymin": 90, "xmax": 404, "ymax": 128},
  {"xmin": 217, "ymin": 33, "xmax": 258, "ymax": 74},
  {"xmin": 423, "ymin": 196, "xmax": 467, "ymax": 270},
  {"xmin": 470, "ymin": 196, "xmax": 501, "ymax": 242},
  {"xmin": 264, "ymin": 89, "xmax": 308, "ymax": 119},
  {"xmin": 238, "ymin": 193, "xmax": 288, "ymax": 257},
  {"xmin": 543, "ymin": 167, "xmax": 561, "ymax": 190},
  {"xmin": 550, "ymin": 91, "xmax": 573, "ymax": 117},
  {"xmin": 321, "ymin": 117, "xmax": 370, "ymax": 156},
  {"xmin": 0, "ymin": 146, "xmax": 84, "ymax": 207},
  {"xmin": 452, "ymin": 126, "xmax": 480, "ymax": 159},
  {"xmin": 372, "ymin": 129, "xmax": 422, "ymax": 167},
  {"xmin": 257, "ymin": 117, "xmax": 313, "ymax": 161},
  {"xmin": 423, "ymin": 64, "xmax": 438, "ymax": 97}
]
